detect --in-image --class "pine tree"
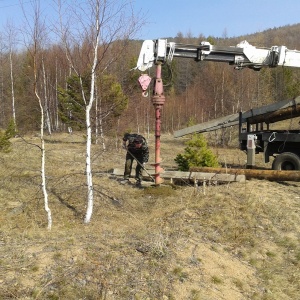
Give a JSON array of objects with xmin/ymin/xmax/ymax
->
[
  {"xmin": 0, "ymin": 119, "xmax": 17, "ymax": 152},
  {"xmin": 175, "ymin": 134, "xmax": 219, "ymax": 171}
]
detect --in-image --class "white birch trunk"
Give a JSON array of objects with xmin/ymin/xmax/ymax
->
[
  {"xmin": 40, "ymin": 134, "xmax": 52, "ymax": 230},
  {"xmin": 55, "ymin": 58, "xmax": 59, "ymax": 130},
  {"xmin": 26, "ymin": 1, "xmax": 52, "ymax": 230},
  {"xmin": 95, "ymin": 83, "xmax": 99, "ymax": 145},
  {"xmin": 84, "ymin": 106, "xmax": 94, "ymax": 223},
  {"xmin": 84, "ymin": 1, "xmax": 100, "ymax": 223},
  {"xmin": 42, "ymin": 59, "xmax": 52, "ymax": 135},
  {"xmin": 35, "ymin": 81, "xmax": 52, "ymax": 230},
  {"xmin": 9, "ymin": 50, "xmax": 16, "ymax": 127}
]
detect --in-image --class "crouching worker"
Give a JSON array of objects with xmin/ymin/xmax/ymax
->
[{"xmin": 122, "ymin": 133, "xmax": 149, "ymax": 186}]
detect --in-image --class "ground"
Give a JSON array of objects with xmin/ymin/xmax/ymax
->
[{"xmin": 0, "ymin": 132, "xmax": 299, "ymax": 299}]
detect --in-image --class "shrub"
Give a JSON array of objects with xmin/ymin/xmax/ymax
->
[
  {"xmin": 174, "ymin": 134, "xmax": 219, "ymax": 171},
  {"xmin": 0, "ymin": 120, "xmax": 17, "ymax": 153}
]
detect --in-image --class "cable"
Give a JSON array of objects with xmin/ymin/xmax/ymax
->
[{"xmin": 268, "ymin": 132, "xmax": 276, "ymax": 142}]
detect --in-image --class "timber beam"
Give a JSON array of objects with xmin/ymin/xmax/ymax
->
[
  {"xmin": 190, "ymin": 167, "xmax": 300, "ymax": 182},
  {"xmin": 112, "ymin": 168, "xmax": 245, "ymax": 183},
  {"xmin": 174, "ymin": 96, "xmax": 300, "ymax": 138}
]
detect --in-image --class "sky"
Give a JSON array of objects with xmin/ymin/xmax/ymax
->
[
  {"xmin": 135, "ymin": 0, "xmax": 300, "ymax": 40},
  {"xmin": 0, "ymin": 0, "xmax": 299, "ymax": 41}
]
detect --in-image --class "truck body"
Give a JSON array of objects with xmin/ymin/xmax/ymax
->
[
  {"xmin": 174, "ymin": 97, "xmax": 300, "ymax": 170},
  {"xmin": 136, "ymin": 39, "xmax": 300, "ymax": 171},
  {"xmin": 239, "ymin": 127, "xmax": 300, "ymax": 170},
  {"xmin": 238, "ymin": 99, "xmax": 300, "ymax": 170}
]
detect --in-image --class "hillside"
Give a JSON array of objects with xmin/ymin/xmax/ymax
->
[{"xmin": 1, "ymin": 133, "xmax": 299, "ymax": 299}]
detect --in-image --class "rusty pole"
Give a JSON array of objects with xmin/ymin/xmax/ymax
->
[{"xmin": 151, "ymin": 63, "xmax": 165, "ymax": 185}]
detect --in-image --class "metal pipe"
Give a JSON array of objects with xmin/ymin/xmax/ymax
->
[{"xmin": 152, "ymin": 63, "xmax": 165, "ymax": 185}]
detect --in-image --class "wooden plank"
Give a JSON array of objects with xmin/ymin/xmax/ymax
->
[
  {"xmin": 174, "ymin": 96, "xmax": 300, "ymax": 137},
  {"xmin": 190, "ymin": 167, "xmax": 300, "ymax": 182},
  {"xmin": 112, "ymin": 168, "xmax": 245, "ymax": 183},
  {"xmin": 189, "ymin": 172, "xmax": 246, "ymax": 183},
  {"xmin": 112, "ymin": 168, "xmax": 190, "ymax": 178},
  {"xmin": 174, "ymin": 113, "xmax": 239, "ymax": 137}
]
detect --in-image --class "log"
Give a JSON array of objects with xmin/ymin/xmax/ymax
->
[
  {"xmin": 189, "ymin": 167, "xmax": 300, "ymax": 182},
  {"xmin": 112, "ymin": 168, "xmax": 245, "ymax": 183},
  {"xmin": 247, "ymin": 100, "xmax": 300, "ymax": 124}
]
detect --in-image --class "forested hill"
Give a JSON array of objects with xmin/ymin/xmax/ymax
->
[
  {"xmin": 1, "ymin": 23, "xmax": 300, "ymax": 139},
  {"xmin": 231, "ymin": 23, "xmax": 300, "ymax": 48},
  {"xmin": 166, "ymin": 23, "xmax": 300, "ymax": 48}
]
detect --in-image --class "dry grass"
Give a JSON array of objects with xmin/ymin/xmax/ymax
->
[{"xmin": 0, "ymin": 132, "xmax": 300, "ymax": 299}]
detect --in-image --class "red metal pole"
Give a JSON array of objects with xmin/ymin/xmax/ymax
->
[{"xmin": 152, "ymin": 63, "xmax": 165, "ymax": 185}]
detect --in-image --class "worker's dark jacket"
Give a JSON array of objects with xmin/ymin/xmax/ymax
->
[{"xmin": 123, "ymin": 133, "xmax": 149, "ymax": 163}]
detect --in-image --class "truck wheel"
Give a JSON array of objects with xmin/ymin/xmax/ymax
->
[{"xmin": 272, "ymin": 152, "xmax": 300, "ymax": 171}]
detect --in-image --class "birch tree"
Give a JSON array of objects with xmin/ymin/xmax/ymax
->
[
  {"xmin": 57, "ymin": 0, "xmax": 141, "ymax": 223},
  {"xmin": 84, "ymin": 3, "xmax": 99, "ymax": 223},
  {"xmin": 21, "ymin": 1, "xmax": 52, "ymax": 229},
  {"xmin": 4, "ymin": 22, "xmax": 18, "ymax": 128},
  {"xmin": 42, "ymin": 58, "xmax": 52, "ymax": 135}
]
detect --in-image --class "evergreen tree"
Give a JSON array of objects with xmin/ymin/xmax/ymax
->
[
  {"xmin": 99, "ymin": 74, "xmax": 128, "ymax": 119},
  {"xmin": 0, "ymin": 119, "xmax": 17, "ymax": 152},
  {"xmin": 58, "ymin": 74, "xmax": 90, "ymax": 130},
  {"xmin": 58, "ymin": 73, "xmax": 128, "ymax": 132},
  {"xmin": 175, "ymin": 134, "xmax": 219, "ymax": 171}
]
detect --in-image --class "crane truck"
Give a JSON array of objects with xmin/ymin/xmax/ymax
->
[{"xmin": 136, "ymin": 39, "xmax": 300, "ymax": 171}]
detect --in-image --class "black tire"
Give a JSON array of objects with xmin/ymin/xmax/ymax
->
[{"xmin": 272, "ymin": 152, "xmax": 300, "ymax": 171}]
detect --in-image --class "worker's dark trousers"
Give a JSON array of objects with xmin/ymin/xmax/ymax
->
[{"xmin": 124, "ymin": 152, "xmax": 143, "ymax": 182}]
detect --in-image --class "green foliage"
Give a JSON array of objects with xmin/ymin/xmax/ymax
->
[
  {"xmin": 58, "ymin": 73, "xmax": 128, "ymax": 131},
  {"xmin": 123, "ymin": 56, "xmax": 140, "ymax": 89},
  {"xmin": 174, "ymin": 134, "xmax": 219, "ymax": 171},
  {"xmin": 186, "ymin": 116, "xmax": 196, "ymax": 127},
  {"xmin": 99, "ymin": 74, "xmax": 128, "ymax": 118},
  {"xmin": 0, "ymin": 120, "xmax": 17, "ymax": 153},
  {"xmin": 58, "ymin": 74, "xmax": 90, "ymax": 130},
  {"xmin": 5, "ymin": 119, "xmax": 17, "ymax": 138},
  {"xmin": 206, "ymin": 36, "xmax": 215, "ymax": 45},
  {"xmin": 0, "ymin": 133, "xmax": 11, "ymax": 153}
]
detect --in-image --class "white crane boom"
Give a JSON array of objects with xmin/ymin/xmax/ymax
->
[{"xmin": 136, "ymin": 39, "xmax": 300, "ymax": 72}]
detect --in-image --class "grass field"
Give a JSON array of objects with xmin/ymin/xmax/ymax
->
[{"xmin": 0, "ymin": 132, "xmax": 299, "ymax": 299}]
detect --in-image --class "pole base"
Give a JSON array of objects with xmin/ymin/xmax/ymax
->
[{"xmin": 154, "ymin": 176, "xmax": 164, "ymax": 185}]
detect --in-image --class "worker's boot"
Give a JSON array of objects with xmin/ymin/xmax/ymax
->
[{"xmin": 135, "ymin": 179, "xmax": 142, "ymax": 188}]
